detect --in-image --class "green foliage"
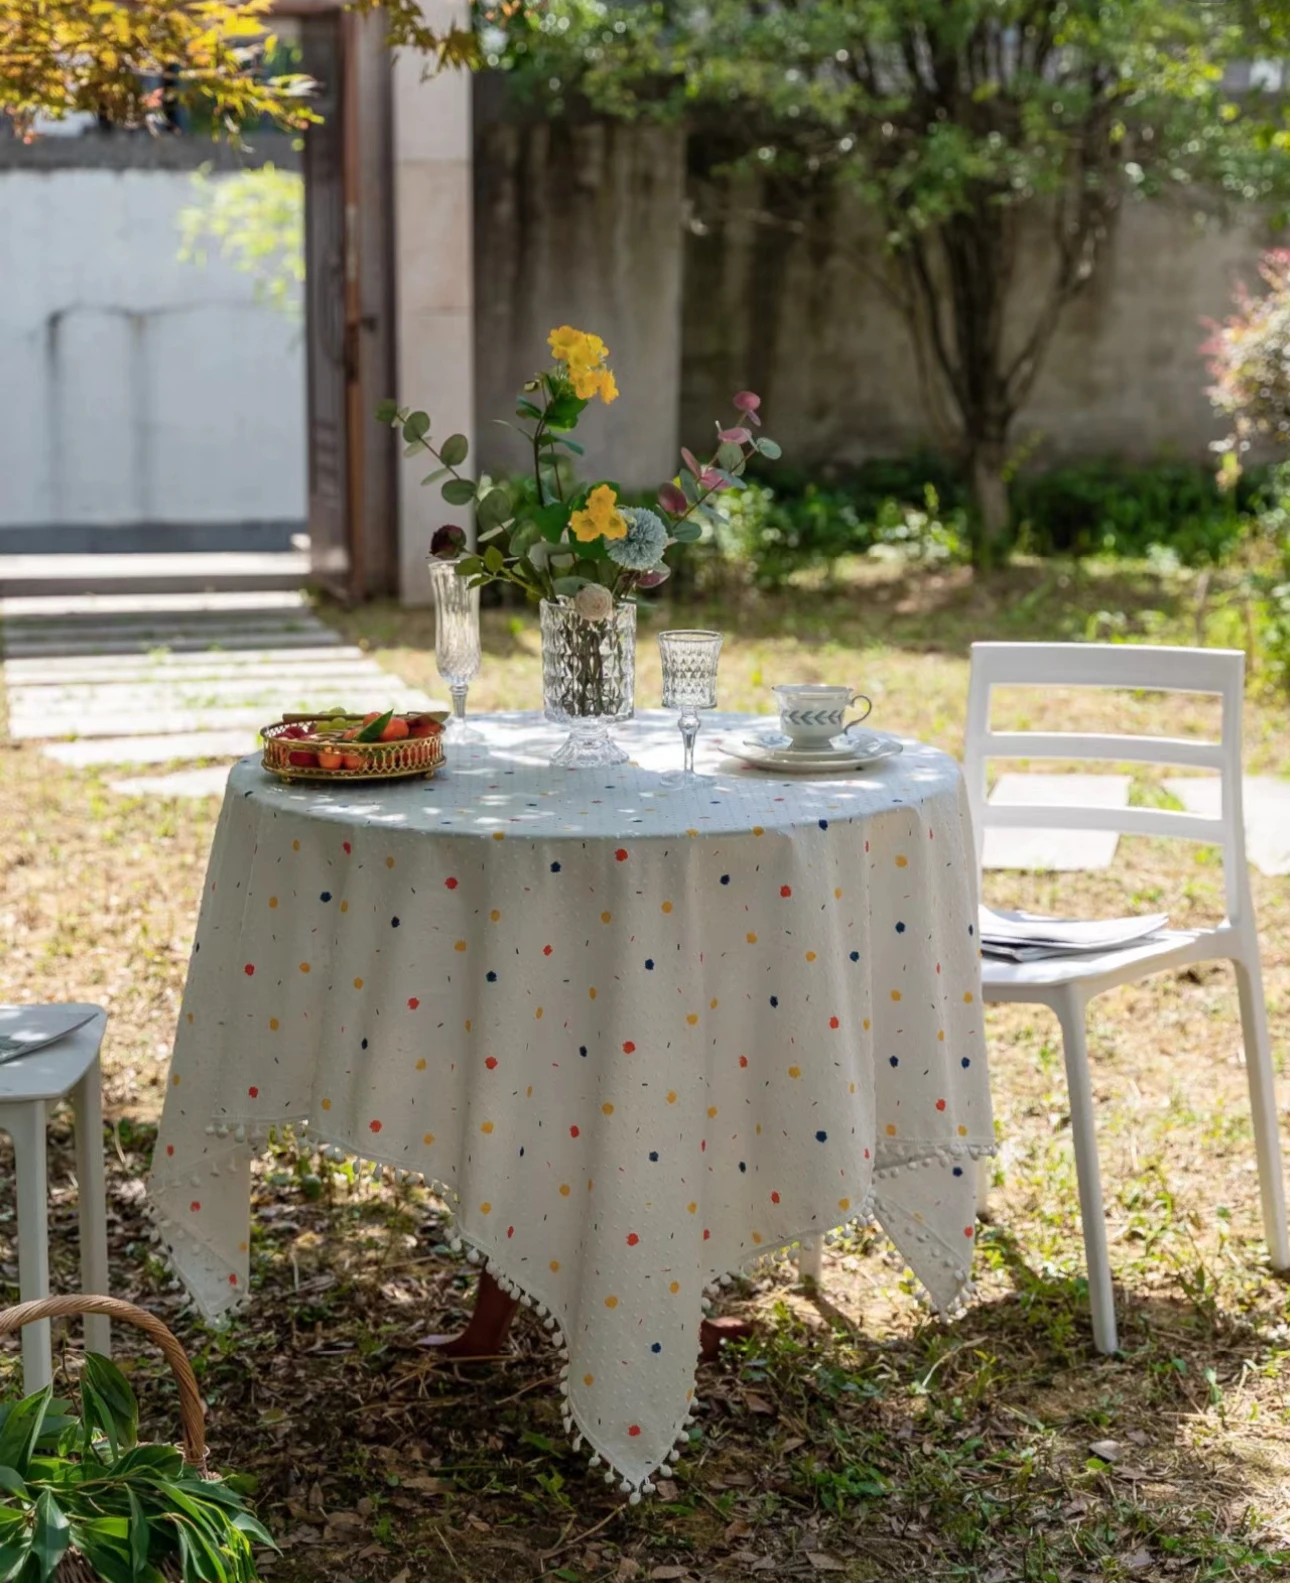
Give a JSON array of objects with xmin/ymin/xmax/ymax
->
[
  {"xmin": 177, "ymin": 166, "xmax": 304, "ymax": 321},
  {"xmin": 0, "ymin": 1359, "xmax": 273, "ymax": 1583}
]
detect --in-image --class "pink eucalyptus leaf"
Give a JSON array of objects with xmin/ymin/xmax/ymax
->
[
  {"xmin": 681, "ymin": 447, "xmax": 702, "ymax": 477},
  {"xmin": 658, "ymin": 482, "xmax": 688, "ymax": 516},
  {"xmin": 636, "ymin": 566, "xmax": 672, "ymax": 589},
  {"xmin": 746, "ymin": 408, "xmax": 762, "ymax": 426},
  {"xmin": 732, "ymin": 390, "xmax": 761, "ymax": 411},
  {"xmin": 717, "ymin": 426, "xmax": 752, "ymax": 445},
  {"xmin": 699, "ymin": 469, "xmax": 726, "ymax": 491}
]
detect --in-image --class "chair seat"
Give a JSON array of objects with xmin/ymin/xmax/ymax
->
[
  {"xmin": 981, "ymin": 928, "xmax": 1229, "ymax": 1002},
  {"xmin": 0, "ymin": 1006, "xmax": 107, "ymax": 1102}
]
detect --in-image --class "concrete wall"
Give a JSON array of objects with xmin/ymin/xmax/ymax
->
[{"xmin": 0, "ymin": 150, "xmax": 306, "ymax": 551}]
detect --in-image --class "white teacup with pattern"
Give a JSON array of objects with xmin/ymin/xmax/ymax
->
[{"xmin": 772, "ymin": 684, "xmax": 873, "ymax": 749}]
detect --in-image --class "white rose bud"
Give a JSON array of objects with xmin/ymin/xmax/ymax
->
[{"xmin": 573, "ymin": 583, "xmax": 614, "ymax": 623}]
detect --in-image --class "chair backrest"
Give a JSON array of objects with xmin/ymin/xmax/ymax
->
[{"xmin": 964, "ymin": 642, "xmax": 1252, "ymax": 927}]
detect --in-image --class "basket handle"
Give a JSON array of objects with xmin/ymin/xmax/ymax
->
[{"xmin": 0, "ymin": 1296, "xmax": 206, "ymax": 1467}]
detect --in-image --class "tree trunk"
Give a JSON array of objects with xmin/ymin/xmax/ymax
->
[{"xmin": 967, "ymin": 432, "xmax": 1011, "ymax": 568}]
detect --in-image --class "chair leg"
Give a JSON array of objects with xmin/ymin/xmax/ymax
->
[
  {"xmin": 1055, "ymin": 996, "xmax": 1118, "ymax": 1355},
  {"xmin": 1233, "ymin": 951, "xmax": 1290, "ymax": 1270},
  {"xmin": 8, "ymin": 1101, "xmax": 52, "ymax": 1393},
  {"xmin": 796, "ymin": 1237, "xmax": 823, "ymax": 1289},
  {"xmin": 72, "ymin": 1059, "xmax": 111, "ymax": 1356},
  {"xmin": 975, "ymin": 1152, "xmax": 993, "ymax": 1220}
]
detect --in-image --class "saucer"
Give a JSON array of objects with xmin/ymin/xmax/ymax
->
[{"xmin": 729, "ymin": 730, "xmax": 904, "ymax": 774}]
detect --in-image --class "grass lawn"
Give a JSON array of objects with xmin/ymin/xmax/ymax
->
[{"xmin": 2, "ymin": 556, "xmax": 1289, "ymax": 1582}]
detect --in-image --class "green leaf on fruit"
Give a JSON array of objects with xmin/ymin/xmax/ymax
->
[
  {"xmin": 356, "ymin": 709, "xmax": 394, "ymax": 743},
  {"xmin": 441, "ymin": 433, "xmax": 469, "ymax": 467},
  {"xmin": 442, "ymin": 479, "xmax": 477, "ymax": 506}
]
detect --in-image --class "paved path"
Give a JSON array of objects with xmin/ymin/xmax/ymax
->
[{"xmin": 1, "ymin": 591, "xmax": 439, "ymax": 790}]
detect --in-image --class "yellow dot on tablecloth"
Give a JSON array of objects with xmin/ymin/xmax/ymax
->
[
  {"xmin": 300, "ymin": 962, "xmax": 311, "ymax": 974},
  {"xmin": 886, "ymin": 1123, "xmax": 898, "ymax": 1136},
  {"xmin": 604, "ymin": 1296, "xmax": 619, "ymax": 1310},
  {"xmin": 661, "ymin": 900, "xmax": 673, "ymax": 914},
  {"xmin": 269, "ymin": 1017, "xmax": 279, "ymax": 1031},
  {"xmin": 465, "ymin": 1019, "xmax": 472, "ymax": 1032},
  {"xmin": 490, "ymin": 909, "xmax": 501, "ymax": 922},
  {"xmin": 890, "ymin": 989, "xmax": 901, "ymax": 1001},
  {"xmin": 849, "ymin": 1082, "xmax": 856, "ymax": 1093},
  {"xmin": 353, "ymin": 977, "xmax": 363, "ymax": 990},
  {"xmin": 239, "ymin": 1241, "xmax": 248, "ymax": 1253},
  {"xmin": 958, "ymin": 1124, "xmax": 968, "ymax": 1136},
  {"xmin": 895, "ymin": 855, "xmax": 908, "ymax": 868},
  {"xmin": 423, "ymin": 1132, "xmax": 434, "ymax": 1145},
  {"xmin": 480, "ymin": 1121, "xmax": 494, "ymax": 1134},
  {"xmin": 550, "ymin": 1259, "xmax": 560, "ymax": 1273},
  {"xmin": 666, "ymin": 1090, "xmax": 677, "ymax": 1104},
  {"xmin": 340, "ymin": 900, "xmax": 349, "ymax": 913},
  {"xmin": 560, "ymin": 1183, "xmax": 571, "ymax": 1197},
  {"xmin": 454, "ymin": 940, "xmax": 467, "ymax": 952},
  {"xmin": 386, "ymin": 856, "xmax": 395, "ymax": 869},
  {"xmin": 747, "ymin": 931, "xmax": 758, "ymax": 944},
  {"xmin": 963, "ymin": 991, "xmax": 974, "ymax": 1003},
  {"xmin": 707, "ymin": 1105, "xmax": 718, "ymax": 1118},
  {"xmin": 805, "ymin": 951, "xmax": 816, "ymax": 962},
  {"xmin": 416, "ymin": 1058, "xmax": 427, "ymax": 1071},
  {"xmin": 321, "ymin": 1098, "xmax": 331, "ymax": 1111},
  {"xmin": 600, "ymin": 911, "xmax": 612, "ymax": 924},
  {"xmin": 710, "ymin": 997, "xmax": 719, "ymax": 1009},
  {"xmin": 492, "ymin": 831, "xmax": 505, "ymax": 840},
  {"xmin": 268, "ymin": 896, "xmax": 278, "ymax": 909},
  {"xmin": 526, "ymin": 1085, "xmax": 533, "ymax": 1098},
  {"xmin": 938, "ymin": 1030, "xmax": 945, "ymax": 1042},
  {"xmin": 584, "ymin": 1372, "xmax": 595, "ymax": 1387},
  {"xmin": 834, "ymin": 888, "xmax": 842, "ymax": 900},
  {"xmin": 688, "ymin": 1202, "xmax": 697, "ymax": 1214},
  {"xmin": 480, "ymin": 1202, "xmax": 491, "ymax": 1214},
  {"xmin": 602, "ymin": 1102, "xmax": 614, "ymax": 1115},
  {"xmin": 752, "ymin": 826, "xmax": 764, "ymax": 836},
  {"xmin": 589, "ymin": 987, "xmax": 597, "ymax": 1000},
  {"xmin": 535, "ymin": 1007, "xmax": 543, "ymax": 1020},
  {"xmin": 292, "ymin": 840, "xmax": 300, "ymax": 852},
  {"xmin": 687, "ymin": 1013, "xmax": 699, "ymax": 1027},
  {"xmin": 863, "ymin": 1018, "xmax": 871, "ymax": 1031},
  {"xmin": 838, "ymin": 1197, "xmax": 850, "ymax": 1212},
  {"xmin": 588, "ymin": 1179, "xmax": 594, "ymax": 1192},
  {"xmin": 686, "ymin": 828, "xmax": 699, "ymax": 837},
  {"xmin": 751, "ymin": 1231, "xmax": 762, "ymax": 1245},
  {"xmin": 787, "ymin": 1065, "xmax": 800, "ymax": 1079},
  {"xmin": 755, "ymin": 1123, "xmax": 762, "ymax": 1135}
]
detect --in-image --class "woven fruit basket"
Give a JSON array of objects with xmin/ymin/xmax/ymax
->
[
  {"xmin": 261, "ymin": 710, "xmax": 446, "ymax": 783},
  {"xmin": 0, "ymin": 1295, "xmax": 231, "ymax": 1582}
]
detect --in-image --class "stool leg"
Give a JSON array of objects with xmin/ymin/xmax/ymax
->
[
  {"xmin": 73, "ymin": 1059, "xmax": 111, "ymax": 1356},
  {"xmin": 9, "ymin": 1100, "xmax": 52, "ymax": 1393}
]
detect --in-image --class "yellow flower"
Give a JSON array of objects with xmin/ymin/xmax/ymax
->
[
  {"xmin": 549, "ymin": 325, "xmax": 617, "ymax": 404},
  {"xmin": 570, "ymin": 483, "xmax": 628, "ymax": 542}
]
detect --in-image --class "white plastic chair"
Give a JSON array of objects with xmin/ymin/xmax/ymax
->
[
  {"xmin": 0, "ymin": 1005, "xmax": 111, "ymax": 1390},
  {"xmin": 965, "ymin": 643, "xmax": 1288, "ymax": 1354}
]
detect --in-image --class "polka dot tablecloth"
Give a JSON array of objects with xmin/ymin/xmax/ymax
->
[{"xmin": 149, "ymin": 711, "xmax": 991, "ymax": 1494}]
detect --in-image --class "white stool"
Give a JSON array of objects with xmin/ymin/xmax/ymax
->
[{"xmin": 0, "ymin": 1005, "xmax": 111, "ymax": 1390}]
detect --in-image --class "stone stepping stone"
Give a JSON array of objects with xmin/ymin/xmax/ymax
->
[
  {"xmin": 42, "ymin": 731, "xmax": 261, "ymax": 767},
  {"xmin": 3, "ymin": 648, "xmax": 372, "ymax": 683},
  {"xmin": 983, "ymin": 773, "xmax": 1131, "ymax": 872},
  {"xmin": 109, "ymin": 766, "xmax": 234, "ymax": 799},
  {"xmin": 1163, "ymin": 775, "xmax": 1290, "ymax": 877}
]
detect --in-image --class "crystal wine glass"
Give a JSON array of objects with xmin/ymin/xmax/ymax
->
[
  {"xmin": 658, "ymin": 629, "xmax": 722, "ymax": 785},
  {"xmin": 427, "ymin": 556, "xmax": 483, "ymax": 743}
]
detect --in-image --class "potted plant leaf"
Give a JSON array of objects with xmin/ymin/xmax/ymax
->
[{"xmin": 0, "ymin": 1297, "xmax": 274, "ymax": 1582}]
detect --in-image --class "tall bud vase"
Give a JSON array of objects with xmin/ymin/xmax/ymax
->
[
  {"xmin": 540, "ymin": 597, "xmax": 636, "ymax": 768},
  {"xmin": 427, "ymin": 557, "xmax": 482, "ymax": 743}
]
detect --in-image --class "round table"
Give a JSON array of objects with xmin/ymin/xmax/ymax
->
[{"xmin": 150, "ymin": 711, "xmax": 991, "ymax": 1495}]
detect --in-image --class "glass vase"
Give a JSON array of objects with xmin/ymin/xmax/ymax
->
[
  {"xmin": 540, "ymin": 597, "xmax": 636, "ymax": 768},
  {"xmin": 427, "ymin": 556, "xmax": 482, "ymax": 743}
]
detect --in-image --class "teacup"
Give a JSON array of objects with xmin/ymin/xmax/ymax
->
[{"xmin": 772, "ymin": 684, "xmax": 873, "ymax": 749}]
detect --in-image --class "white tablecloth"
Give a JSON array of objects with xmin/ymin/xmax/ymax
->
[{"xmin": 149, "ymin": 712, "xmax": 990, "ymax": 1493}]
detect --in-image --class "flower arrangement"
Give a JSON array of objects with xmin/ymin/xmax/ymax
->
[
  {"xmin": 376, "ymin": 326, "xmax": 781, "ymax": 614},
  {"xmin": 1206, "ymin": 248, "xmax": 1290, "ymax": 485}
]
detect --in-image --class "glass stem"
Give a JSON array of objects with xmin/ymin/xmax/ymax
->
[
  {"xmin": 679, "ymin": 712, "xmax": 700, "ymax": 777},
  {"xmin": 451, "ymin": 684, "xmax": 469, "ymax": 727}
]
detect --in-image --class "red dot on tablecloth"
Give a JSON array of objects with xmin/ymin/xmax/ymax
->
[
  {"xmin": 829, "ymin": 1016, "xmax": 840, "ymax": 1029},
  {"xmin": 628, "ymin": 1424, "xmax": 641, "ymax": 1437},
  {"xmin": 507, "ymin": 1226, "xmax": 514, "ymax": 1238},
  {"xmin": 190, "ymin": 1201, "xmax": 201, "ymax": 1212},
  {"xmin": 165, "ymin": 1144, "xmax": 174, "ymax": 1156},
  {"xmin": 229, "ymin": 1274, "xmax": 238, "ymax": 1285},
  {"xmin": 739, "ymin": 1055, "xmax": 748, "ymax": 1067},
  {"xmin": 864, "ymin": 1148, "xmax": 870, "ymax": 1159},
  {"xmin": 543, "ymin": 944, "xmax": 553, "ymax": 955},
  {"xmin": 343, "ymin": 842, "xmax": 351, "ymax": 854},
  {"xmin": 370, "ymin": 1119, "xmax": 383, "ymax": 1133},
  {"xmin": 701, "ymin": 1139, "xmax": 706, "ymax": 1151},
  {"xmin": 570, "ymin": 1125, "xmax": 580, "ymax": 1138},
  {"xmin": 964, "ymin": 1226, "xmax": 974, "ymax": 1237},
  {"xmin": 445, "ymin": 876, "xmax": 458, "ymax": 889},
  {"xmin": 622, "ymin": 1040, "xmax": 636, "ymax": 1054},
  {"xmin": 615, "ymin": 848, "xmax": 628, "ymax": 861},
  {"xmin": 771, "ymin": 1191, "xmax": 780, "ymax": 1203},
  {"xmin": 865, "ymin": 840, "xmax": 870, "ymax": 852},
  {"xmin": 244, "ymin": 964, "xmax": 255, "ymax": 976},
  {"xmin": 248, "ymin": 1086, "xmax": 258, "ymax": 1098},
  {"xmin": 780, "ymin": 884, "xmax": 792, "ymax": 897},
  {"xmin": 626, "ymin": 1232, "xmax": 639, "ymax": 1246},
  {"xmin": 408, "ymin": 997, "xmax": 420, "ymax": 1009},
  {"xmin": 703, "ymin": 1228, "xmax": 710, "ymax": 1240},
  {"xmin": 485, "ymin": 1057, "xmax": 498, "ymax": 1070},
  {"xmin": 936, "ymin": 1098, "xmax": 946, "ymax": 1111}
]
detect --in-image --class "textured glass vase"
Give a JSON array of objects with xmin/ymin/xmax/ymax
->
[
  {"xmin": 540, "ymin": 597, "xmax": 636, "ymax": 768},
  {"xmin": 427, "ymin": 556, "xmax": 482, "ymax": 743}
]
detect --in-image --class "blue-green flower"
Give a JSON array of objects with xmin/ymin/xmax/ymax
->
[{"xmin": 606, "ymin": 507, "xmax": 669, "ymax": 571}]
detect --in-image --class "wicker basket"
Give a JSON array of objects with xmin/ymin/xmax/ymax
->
[
  {"xmin": 261, "ymin": 711, "xmax": 445, "ymax": 783},
  {"xmin": 0, "ymin": 1295, "xmax": 207, "ymax": 1582}
]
